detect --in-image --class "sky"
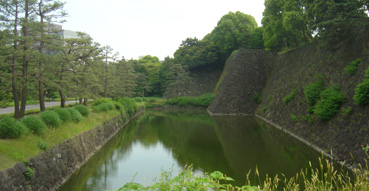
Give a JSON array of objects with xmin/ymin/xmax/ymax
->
[{"xmin": 62, "ymin": 0, "xmax": 265, "ymax": 60}]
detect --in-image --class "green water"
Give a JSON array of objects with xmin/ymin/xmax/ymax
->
[{"xmin": 58, "ymin": 110, "xmax": 322, "ymax": 191}]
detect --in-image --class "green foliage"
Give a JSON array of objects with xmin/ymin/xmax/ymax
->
[
  {"xmin": 41, "ymin": 111, "xmax": 61, "ymax": 128},
  {"xmin": 149, "ymin": 98, "xmax": 155, "ymax": 103},
  {"xmin": 365, "ymin": 67, "xmax": 369, "ymax": 79},
  {"xmin": 344, "ymin": 58, "xmax": 362, "ymax": 75},
  {"xmin": 304, "ymin": 79, "xmax": 324, "ymax": 106},
  {"xmin": 290, "ymin": 114, "xmax": 299, "ymax": 122},
  {"xmin": 0, "ymin": 117, "xmax": 26, "ymax": 139},
  {"xmin": 166, "ymin": 93, "xmax": 215, "ymax": 107},
  {"xmin": 353, "ymin": 79, "xmax": 369, "ymax": 106},
  {"xmin": 302, "ymin": 114, "xmax": 315, "ymax": 123},
  {"xmin": 66, "ymin": 108, "xmax": 84, "ymax": 122},
  {"xmin": 37, "ymin": 142, "xmax": 47, "ymax": 151},
  {"xmin": 92, "ymin": 98, "xmax": 113, "ymax": 106},
  {"xmin": 247, "ymin": 27, "xmax": 264, "ymax": 49},
  {"xmin": 314, "ymin": 85, "xmax": 346, "ymax": 121},
  {"xmin": 253, "ymin": 94, "xmax": 262, "ymax": 104},
  {"xmin": 24, "ymin": 167, "xmax": 34, "ymax": 180},
  {"xmin": 74, "ymin": 105, "xmax": 90, "ymax": 117},
  {"xmin": 20, "ymin": 116, "xmax": 45, "ymax": 135},
  {"xmin": 113, "ymin": 97, "xmax": 138, "ymax": 117},
  {"xmin": 116, "ymin": 159, "xmax": 369, "ymax": 191},
  {"xmin": 205, "ymin": 11, "xmax": 257, "ymax": 59},
  {"xmin": 134, "ymin": 97, "xmax": 143, "ymax": 102},
  {"xmin": 53, "ymin": 108, "xmax": 71, "ymax": 123},
  {"xmin": 283, "ymin": 89, "xmax": 298, "ymax": 104},
  {"xmin": 341, "ymin": 107, "xmax": 353, "ymax": 117},
  {"xmin": 261, "ymin": 106, "xmax": 268, "ymax": 113},
  {"xmin": 173, "ymin": 38, "xmax": 220, "ymax": 70}
]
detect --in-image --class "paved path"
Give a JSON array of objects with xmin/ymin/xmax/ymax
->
[{"xmin": 0, "ymin": 100, "xmax": 78, "ymax": 115}]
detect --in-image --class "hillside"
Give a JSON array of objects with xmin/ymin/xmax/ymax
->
[{"xmin": 209, "ymin": 33, "xmax": 369, "ymax": 166}]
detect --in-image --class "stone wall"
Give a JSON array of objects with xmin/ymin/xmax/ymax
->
[{"xmin": 0, "ymin": 111, "xmax": 142, "ymax": 191}]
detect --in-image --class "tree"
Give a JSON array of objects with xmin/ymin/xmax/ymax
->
[
  {"xmin": 163, "ymin": 64, "xmax": 192, "ymax": 98},
  {"xmin": 205, "ymin": 11, "xmax": 257, "ymax": 60},
  {"xmin": 247, "ymin": 27, "xmax": 264, "ymax": 49},
  {"xmin": 173, "ymin": 38, "xmax": 220, "ymax": 70},
  {"xmin": 101, "ymin": 45, "xmax": 118, "ymax": 97},
  {"xmin": 35, "ymin": 0, "xmax": 66, "ymax": 111}
]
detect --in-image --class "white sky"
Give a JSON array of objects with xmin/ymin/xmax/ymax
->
[{"xmin": 62, "ymin": 0, "xmax": 265, "ymax": 60}]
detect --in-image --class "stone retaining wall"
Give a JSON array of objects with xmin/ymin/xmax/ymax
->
[{"xmin": 0, "ymin": 111, "xmax": 142, "ymax": 191}]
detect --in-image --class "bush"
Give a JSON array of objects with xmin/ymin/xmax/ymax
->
[
  {"xmin": 66, "ymin": 108, "xmax": 84, "ymax": 122},
  {"xmin": 74, "ymin": 105, "xmax": 90, "ymax": 117},
  {"xmin": 304, "ymin": 79, "xmax": 324, "ymax": 106},
  {"xmin": 290, "ymin": 114, "xmax": 299, "ymax": 122},
  {"xmin": 21, "ymin": 116, "xmax": 45, "ymax": 135},
  {"xmin": 54, "ymin": 108, "xmax": 71, "ymax": 123},
  {"xmin": 92, "ymin": 98, "xmax": 112, "ymax": 106},
  {"xmin": 41, "ymin": 111, "xmax": 61, "ymax": 127},
  {"xmin": 37, "ymin": 142, "xmax": 47, "ymax": 150},
  {"xmin": 0, "ymin": 117, "xmax": 26, "ymax": 139},
  {"xmin": 253, "ymin": 93, "xmax": 262, "ymax": 104},
  {"xmin": 344, "ymin": 58, "xmax": 361, "ymax": 75},
  {"xmin": 353, "ymin": 79, "xmax": 369, "ymax": 106},
  {"xmin": 283, "ymin": 89, "xmax": 298, "ymax": 104},
  {"xmin": 314, "ymin": 85, "xmax": 346, "ymax": 120},
  {"xmin": 134, "ymin": 97, "xmax": 143, "ymax": 102},
  {"xmin": 114, "ymin": 97, "xmax": 138, "ymax": 117},
  {"xmin": 166, "ymin": 93, "xmax": 215, "ymax": 107}
]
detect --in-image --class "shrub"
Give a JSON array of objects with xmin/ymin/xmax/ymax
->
[
  {"xmin": 114, "ymin": 97, "xmax": 138, "ymax": 117},
  {"xmin": 66, "ymin": 108, "xmax": 84, "ymax": 122},
  {"xmin": 253, "ymin": 93, "xmax": 262, "ymax": 104},
  {"xmin": 290, "ymin": 114, "xmax": 299, "ymax": 122},
  {"xmin": 134, "ymin": 97, "xmax": 143, "ymax": 102},
  {"xmin": 24, "ymin": 167, "xmax": 34, "ymax": 180},
  {"xmin": 41, "ymin": 111, "xmax": 61, "ymax": 127},
  {"xmin": 21, "ymin": 116, "xmax": 45, "ymax": 135},
  {"xmin": 314, "ymin": 85, "xmax": 346, "ymax": 120},
  {"xmin": 283, "ymin": 89, "xmax": 298, "ymax": 104},
  {"xmin": 100, "ymin": 103, "xmax": 110, "ymax": 112},
  {"xmin": 0, "ymin": 117, "xmax": 26, "ymax": 139},
  {"xmin": 365, "ymin": 67, "xmax": 369, "ymax": 79},
  {"xmin": 166, "ymin": 93, "xmax": 215, "ymax": 107},
  {"xmin": 54, "ymin": 108, "xmax": 71, "ymax": 123},
  {"xmin": 92, "ymin": 98, "xmax": 112, "ymax": 106},
  {"xmin": 344, "ymin": 58, "xmax": 361, "ymax": 75},
  {"xmin": 74, "ymin": 105, "xmax": 90, "ymax": 117},
  {"xmin": 37, "ymin": 142, "xmax": 47, "ymax": 150},
  {"xmin": 304, "ymin": 79, "xmax": 324, "ymax": 106},
  {"xmin": 261, "ymin": 106, "xmax": 268, "ymax": 113},
  {"xmin": 106, "ymin": 102, "xmax": 114, "ymax": 110},
  {"xmin": 353, "ymin": 79, "xmax": 369, "ymax": 105}
]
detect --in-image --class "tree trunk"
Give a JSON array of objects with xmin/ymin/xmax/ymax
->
[
  {"xmin": 19, "ymin": 0, "xmax": 30, "ymax": 118},
  {"xmin": 12, "ymin": 2, "xmax": 21, "ymax": 119},
  {"xmin": 59, "ymin": 90, "xmax": 66, "ymax": 107},
  {"xmin": 38, "ymin": 0, "xmax": 45, "ymax": 112},
  {"xmin": 79, "ymin": 98, "xmax": 82, "ymax": 104},
  {"xmin": 104, "ymin": 53, "xmax": 108, "ymax": 97},
  {"xmin": 83, "ymin": 98, "xmax": 88, "ymax": 105}
]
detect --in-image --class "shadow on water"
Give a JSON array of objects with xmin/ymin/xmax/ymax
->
[{"xmin": 58, "ymin": 110, "xmax": 340, "ymax": 191}]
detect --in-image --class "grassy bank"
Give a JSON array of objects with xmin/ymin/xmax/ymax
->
[{"xmin": 0, "ymin": 110, "xmax": 121, "ymax": 171}]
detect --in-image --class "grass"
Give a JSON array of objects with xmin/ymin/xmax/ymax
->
[{"xmin": 0, "ymin": 109, "xmax": 120, "ymax": 171}]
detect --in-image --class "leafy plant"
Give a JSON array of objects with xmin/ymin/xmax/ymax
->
[
  {"xmin": 353, "ymin": 79, "xmax": 369, "ymax": 106},
  {"xmin": 37, "ymin": 142, "xmax": 47, "ymax": 150},
  {"xmin": 261, "ymin": 106, "xmax": 268, "ymax": 113},
  {"xmin": 290, "ymin": 114, "xmax": 299, "ymax": 122},
  {"xmin": 66, "ymin": 108, "xmax": 84, "ymax": 122},
  {"xmin": 134, "ymin": 97, "xmax": 143, "ymax": 102},
  {"xmin": 54, "ymin": 108, "xmax": 72, "ymax": 123},
  {"xmin": 304, "ymin": 79, "xmax": 324, "ymax": 106},
  {"xmin": 314, "ymin": 85, "xmax": 346, "ymax": 120},
  {"xmin": 253, "ymin": 93, "xmax": 262, "ymax": 104},
  {"xmin": 74, "ymin": 105, "xmax": 90, "ymax": 117},
  {"xmin": 40, "ymin": 111, "xmax": 61, "ymax": 127},
  {"xmin": 283, "ymin": 89, "xmax": 298, "ymax": 104},
  {"xmin": 0, "ymin": 117, "xmax": 27, "ymax": 139},
  {"xmin": 113, "ymin": 97, "xmax": 138, "ymax": 117},
  {"xmin": 344, "ymin": 58, "xmax": 362, "ymax": 75},
  {"xmin": 24, "ymin": 166, "xmax": 34, "ymax": 180},
  {"xmin": 166, "ymin": 93, "xmax": 215, "ymax": 107},
  {"xmin": 20, "ymin": 116, "xmax": 45, "ymax": 135}
]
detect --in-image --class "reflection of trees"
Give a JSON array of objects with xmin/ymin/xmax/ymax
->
[
  {"xmin": 58, "ymin": 116, "xmax": 145, "ymax": 191},
  {"xmin": 212, "ymin": 116, "xmax": 321, "ymax": 185}
]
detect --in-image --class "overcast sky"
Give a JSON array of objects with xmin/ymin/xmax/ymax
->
[{"xmin": 62, "ymin": 0, "xmax": 265, "ymax": 60}]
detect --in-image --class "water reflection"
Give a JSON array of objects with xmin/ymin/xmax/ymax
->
[{"xmin": 58, "ymin": 111, "xmax": 321, "ymax": 191}]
